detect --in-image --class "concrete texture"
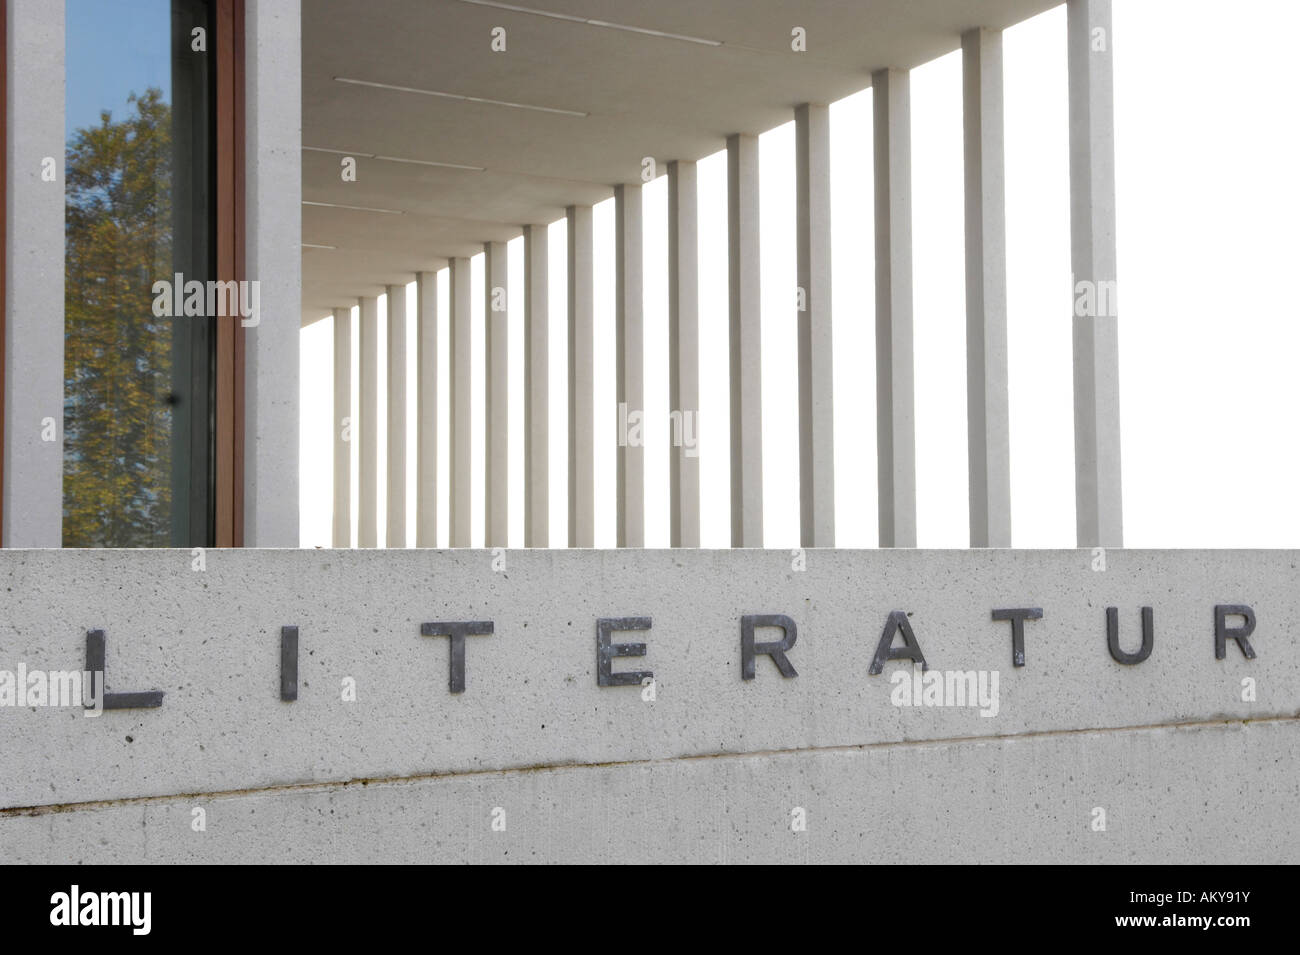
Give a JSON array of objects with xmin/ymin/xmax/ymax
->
[
  {"xmin": 243, "ymin": 0, "xmax": 301, "ymax": 546},
  {"xmin": 2, "ymin": 714, "xmax": 1295, "ymax": 864},
  {"xmin": 523, "ymin": 227, "xmax": 548, "ymax": 549},
  {"xmin": 873, "ymin": 68, "xmax": 917, "ymax": 549},
  {"xmin": 667, "ymin": 161, "xmax": 700, "ymax": 549},
  {"xmin": 449, "ymin": 258, "xmax": 472, "ymax": 547},
  {"xmin": 484, "ymin": 242, "xmax": 508, "ymax": 548},
  {"xmin": 416, "ymin": 272, "xmax": 438, "ymax": 548},
  {"xmin": 727, "ymin": 134, "xmax": 763, "ymax": 547},
  {"xmin": 332, "ymin": 307, "xmax": 352, "ymax": 548},
  {"xmin": 567, "ymin": 205, "xmax": 595, "ymax": 548},
  {"xmin": 1068, "ymin": 0, "xmax": 1123, "ymax": 548},
  {"xmin": 4, "ymin": 0, "xmax": 64, "ymax": 548},
  {"xmin": 0, "ymin": 548, "xmax": 1295, "ymax": 817},
  {"xmin": 963, "ymin": 29, "xmax": 1013, "ymax": 549},
  {"xmin": 386, "ymin": 284, "xmax": 407, "ymax": 547},
  {"xmin": 615, "ymin": 184, "xmax": 644, "ymax": 549},
  {"xmin": 795, "ymin": 103, "xmax": 835, "ymax": 549},
  {"xmin": 357, "ymin": 296, "xmax": 380, "ymax": 548}
]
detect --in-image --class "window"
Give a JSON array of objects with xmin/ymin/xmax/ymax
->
[{"xmin": 63, "ymin": 0, "xmax": 222, "ymax": 546}]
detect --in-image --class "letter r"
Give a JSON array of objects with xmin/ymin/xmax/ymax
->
[{"xmin": 741, "ymin": 614, "xmax": 798, "ymax": 680}]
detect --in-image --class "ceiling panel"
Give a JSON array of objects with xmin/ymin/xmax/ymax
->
[{"xmin": 301, "ymin": 0, "xmax": 1060, "ymax": 321}]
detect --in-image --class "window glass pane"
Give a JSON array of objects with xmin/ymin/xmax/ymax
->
[{"xmin": 63, "ymin": 0, "xmax": 215, "ymax": 546}]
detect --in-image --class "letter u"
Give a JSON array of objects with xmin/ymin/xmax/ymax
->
[{"xmin": 1106, "ymin": 606, "xmax": 1153, "ymax": 664}]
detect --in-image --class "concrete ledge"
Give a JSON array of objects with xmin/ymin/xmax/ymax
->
[
  {"xmin": 0, "ymin": 549, "xmax": 1295, "ymax": 809},
  {"xmin": 2, "ymin": 719, "xmax": 1295, "ymax": 864}
]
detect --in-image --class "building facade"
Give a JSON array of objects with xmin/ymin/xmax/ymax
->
[{"xmin": 1, "ymin": 0, "xmax": 1295, "ymax": 864}]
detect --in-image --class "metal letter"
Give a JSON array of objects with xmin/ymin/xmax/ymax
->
[
  {"xmin": 869, "ymin": 611, "xmax": 927, "ymax": 675},
  {"xmin": 84, "ymin": 629, "xmax": 165, "ymax": 709},
  {"xmin": 280, "ymin": 625, "xmax": 299, "ymax": 701},
  {"xmin": 1105, "ymin": 606, "xmax": 1153, "ymax": 665},
  {"xmin": 992, "ymin": 607, "xmax": 1043, "ymax": 667},
  {"xmin": 740, "ymin": 614, "xmax": 798, "ymax": 680},
  {"xmin": 420, "ymin": 621, "xmax": 495, "ymax": 693},
  {"xmin": 1214, "ymin": 605, "xmax": 1257, "ymax": 660},
  {"xmin": 596, "ymin": 617, "xmax": 652, "ymax": 687}
]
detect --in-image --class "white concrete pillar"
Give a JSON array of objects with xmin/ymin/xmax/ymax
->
[
  {"xmin": 872, "ymin": 69, "xmax": 917, "ymax": 548},
  {"xmin": 4, "ymin": 0, "xmax": 64, "ymax": 547},
  {"xmin": 524, "ymin": 225, "xmax": 549, "ymax": 548},
  {"xmin": 243, "ymin": 0, "xmax": 301, "ymax": 547},
  {"xmin": 332, "ymin": 307, "xmax": 352, "ymax": 548},
  {"xmin": 416, "ymin": 271, "xmax": 438, "ymax": 548},
  {"xmin": 449, "ymin": 258, "xmax": 472, "ymax": 547},
  {"xmin": 386, "ymin": 284, "xmax": 407, "ymax": 547},
  {"xmin": 726, "ymin": 133, "xmax": 763, "ymax": 548},
  {"xmin": 484, "ymin": 241, "xmax": 508, "ymax": 548},
  {"xmin": 795, "ymin": 103, "xmax": 835, "ymax": 548},
  {"xmin": 567, "ymin": 205, "xmax": 595, "ymax": 548},
  {"xmin": 963, "ymin": 28, "xmax": 1012, "ymax": 548},
  {"xmin": 615, "ymin": 184, "xmax": 645, "ymax": 548},
  {"xmin": 357, "ymin": 295, "xmax": 380, "ymax": 548},
  {"xmin": 1068, "ymin": 0, "xmax": 1123, "ymax": 548},
  {"xmin": 667, "ymin": 160, "xmax": 700, "ymax": 549}
]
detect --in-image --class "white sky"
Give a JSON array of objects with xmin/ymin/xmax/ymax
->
[{"xmin": 299, "ymin": 0, "xmax": 1300, "ymax": 550}]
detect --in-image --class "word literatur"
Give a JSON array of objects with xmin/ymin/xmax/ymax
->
[{"xmin": 66, "ymin": 604, "xmax": 1259, "ymax": 708}]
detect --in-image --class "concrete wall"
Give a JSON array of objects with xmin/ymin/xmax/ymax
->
[
  {"xmin": 3, "ymin": 0, "xmax": 64, "ymax": 547},
  {"xmin": 243, "ymin": 0, "xmax": 301, "ymax": 546},
  {"xmin": 0, "ymin": 549, "xmax": 1296, "ymax": 863}
]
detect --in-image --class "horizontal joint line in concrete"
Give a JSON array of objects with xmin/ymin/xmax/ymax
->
[{"xmin": 3, "ymin": 714, "xmax": 1292, "ymax": 819}]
